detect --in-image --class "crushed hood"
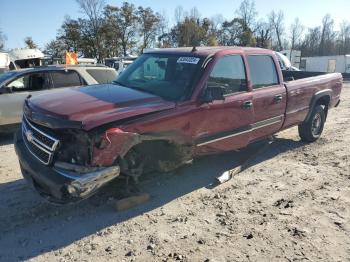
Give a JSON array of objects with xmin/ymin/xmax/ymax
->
[{"xmin": 26, "ymin": 84, "xmax": 176, "ymax": 130}]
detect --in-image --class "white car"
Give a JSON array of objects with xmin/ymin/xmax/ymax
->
[{"xmin": 0, "ymin": 65, "xmax": 117, "ymax": 131}]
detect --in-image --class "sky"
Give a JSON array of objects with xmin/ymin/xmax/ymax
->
[{"xmin": 0, "ymin": 0, "xmax": 349, "ymax": 50}]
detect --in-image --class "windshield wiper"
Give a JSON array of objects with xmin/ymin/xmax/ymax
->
[
  {"xmin": 112, "ymin": 80, "xmax": 128, "ymax": 87},
  {"xmin": 112, "ymin": 80, "xmax": 160, "ymax": 97}
]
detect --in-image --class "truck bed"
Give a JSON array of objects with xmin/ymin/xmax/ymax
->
[{"xmin": 282, "ymin": 71, "xmax": 343, "ymax": 129}]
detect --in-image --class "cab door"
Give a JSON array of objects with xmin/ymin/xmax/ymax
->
[
  {"xmin": 247, "ymin": 55, "xmax": 287, "ymax": 142},
  {"xmin": 0, "ymin": 72, "xmax": 50, "ymax": 125},
  {"xmin": 195, "ymin": 55, "xmax": 254, "ymax": 153}
]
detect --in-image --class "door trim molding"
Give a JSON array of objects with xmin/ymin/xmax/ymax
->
[{"xmin": 196, "ymin": 115, "xmax": 283, "ymax": 146}]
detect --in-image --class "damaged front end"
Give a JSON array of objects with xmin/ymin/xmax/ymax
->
[
  {"xmin": 15, "ymin": 115, "xmax": 122, "ymax": 203},
  {"xmin": 16, "ymin": 114, "xmax": 193, "ymax": 204}
]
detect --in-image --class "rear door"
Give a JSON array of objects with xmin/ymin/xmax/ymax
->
[
  {"xmin": 196, "ymin": 55, "xmax": 254, "ymax": 152},
  {"xmin": 247, "ymin": 55, "xmax": 286, "ymax": 142},
  {"xmin": 0, "ymin": 72, "xmax": 50, "ymax": 125}
]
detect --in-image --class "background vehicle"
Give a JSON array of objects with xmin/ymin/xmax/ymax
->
[
  {"xmin": 105, "ymin": 56, "xmax": 137, "ymax": 75},
  {"xmin": 77, "ymin": 58, "xmax": 97, "ymax": 65},
  {"xmin": 275, "ymin": 52, "xmax": 300, "ymax": 71},
  {"xmin": 8, "ymin": 48, "xmax": 45, "ymax": 70},
  {"xmin": 14, "ymin": 47, "xmax": 342, "ymax": 204},
  {"xmin": 0, "ymin": 65, "xmax": 117, "ymax": 129},
  {"xmin": 280, "ymin": 49, "xmax": 301, "ymax": 69}
]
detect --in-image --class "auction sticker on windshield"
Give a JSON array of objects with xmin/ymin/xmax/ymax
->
[{"xmin": 177, "ymin": 57, "xmax": 200, "ymax": 64}]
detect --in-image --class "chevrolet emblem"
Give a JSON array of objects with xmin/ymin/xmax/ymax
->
[{"xmin": 25, "ymin": 130, "xmax": 34, "ymax": 143}]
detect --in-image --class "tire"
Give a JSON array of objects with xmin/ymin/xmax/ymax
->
[{"xmin": 298, "ymin": 105, "xmax": 325, "ymax": 142}]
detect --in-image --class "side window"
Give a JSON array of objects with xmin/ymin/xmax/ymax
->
[
  {"xmin": 208, "ymin": 55, "xmax": 247, "ymax": 95},
  {"xmin": 50, "ymin": 70, "xmax": 82, "ymax": 88},
  {"xmin": 6, "ymin": 73, "xmax": 47, "ymax": 92},
  {"xmin": 86, "ymin": 69, "xmax": 117, "ymax": 84},
  {"xmin": 247, "ymin": 55, "xmax": 279, "ymax": 89}
]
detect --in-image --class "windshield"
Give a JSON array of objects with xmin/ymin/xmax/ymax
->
[{"xmin": 115, "ymin": 53, "xmax": 203, "ymax": 101}]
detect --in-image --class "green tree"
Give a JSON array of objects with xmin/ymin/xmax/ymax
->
[
  {"xmin": 137, "ymin": 6, "xmax": 161, "ymax": 52},
  {"xmin": 117, "ymin": 2, "xmax": 138, "ymax": 56},
  {"xmin": 170, "ymin": 17, "xmax": 214, "ymax": 47},
  {"xmin": 44, "ymin": 39, "xmax": 66, "ymax": 58},
  {"xmin": 58, "ymin": 16, "xmax": 82, "ymax": 53}
]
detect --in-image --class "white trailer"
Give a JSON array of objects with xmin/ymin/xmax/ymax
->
[
  {"xmin": 8, "ymin": 48, "xmax": 45, "ymax": 70},
  {"xmin": 300, "ymin": 55, "xmax": 350, "ymax": 73},
  {"xmin": 0, "ymin": 52, "xmax": 10, "ymax": 74}
]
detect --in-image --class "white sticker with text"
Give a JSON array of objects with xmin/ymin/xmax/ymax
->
[{"xmin": 177, "ymin": 57, "xmax": 200, "ymax": 64}]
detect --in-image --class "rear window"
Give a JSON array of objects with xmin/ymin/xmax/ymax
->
[
  {"xmin": 86, "ymin": 69, "xmax": 117, "ymax": 84},
  {"xmin": 51, "ymin": 70, "xmax": 82, "ymax": 88},
  {"xmin": 247, "ymin": 55, "xmax": 279, "ymax": 89}
]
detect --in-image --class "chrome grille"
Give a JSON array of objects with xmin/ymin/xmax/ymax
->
[{"xmin": 22, "ymin": 117, "xmax": 59, "ymax": 165}]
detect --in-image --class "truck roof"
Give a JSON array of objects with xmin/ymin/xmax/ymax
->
[{"xmin": 144, "ymin": 46, "xmax": 272, "ymax": 57}]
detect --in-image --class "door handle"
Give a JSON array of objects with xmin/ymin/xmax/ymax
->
[
  {"xmin": 274, "ymin": 94, "xmax": 283, "ymax": 103},
  {"xmin": 241, "ymin": 101, "xmax": 252, "ymax": 109}
]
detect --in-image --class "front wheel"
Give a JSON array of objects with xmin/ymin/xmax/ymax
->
[{"xmin": 298, "ymin": 105, "xmax": 325, "ymax": 142}]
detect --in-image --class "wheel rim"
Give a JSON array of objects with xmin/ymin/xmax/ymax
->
[{"xmin": 311, "ymin": 113, "xmax": 322, "ymax": 136}]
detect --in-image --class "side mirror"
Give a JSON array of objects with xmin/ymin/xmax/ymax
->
[
  {"xmin": 5, "ymin": 86, "xmax": 13, "ymax": 93},
  {"xmin": 0, "ymin": 86, "xmax": 12, "ymax": 94},
  {"xmin": 201, "ymin": 84, "xmax": 225, "ymax": 103}
]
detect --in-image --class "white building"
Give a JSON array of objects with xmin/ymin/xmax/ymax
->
[{"xmin": 300, "ymin": 55, "xmax": 350, "ymax": 73}]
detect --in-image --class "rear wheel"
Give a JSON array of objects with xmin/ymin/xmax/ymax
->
[{"xmin": 298, "ymin": 105, "xmax": 325, "ymax": 142}]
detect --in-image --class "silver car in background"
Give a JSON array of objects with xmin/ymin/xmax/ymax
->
[{"xmin": 0, "ymin": 65, "xmax": 117, "ymax": 132}]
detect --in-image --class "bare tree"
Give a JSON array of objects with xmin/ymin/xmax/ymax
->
[
  {"xmin": 211, "ymin": 14, "xmax": 224, "ymax": 31},
  {"xmin": 319, "ymin": 14, "xmax": 335, "ymax": 55},
  {"xmin": 338, "ymin": 21, "xmax": 350, "ymax": 55},
  {"xmin": 300, "ymin": 26, "xmax": 321, "ymax": 56},
  {"xmin": 255, "ymin": 20, "xmax": 271, "ymax": 48},
  {"xmin": 235, "ymin": 0, "xmax": 257, "ymax": 30},
  {"xmin": 189, "ymin": 7, "xmax": 200, "ymax": 19},
  {"xmin": 0, "ymin": 29, "xmax": 6, "ymax": 50},
  {"xmin": 156, "ymin": 11, "xmax": 171, "ymax": 48},
  {"xmin": 174, "ymin": 6, "xmax": 185, "ymax": 23},
  {"xmin": 290, "ymin": 18, "xmax": 304, "ymax": 50},
  {"xmin": 269, "ymin": 10, "xmax": 285, "ymax": 51},
  {"xmin": 24, "ymin": 37, "xmax": 38, "ymax": 49}
]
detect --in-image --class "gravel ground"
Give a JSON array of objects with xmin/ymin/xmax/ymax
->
[{"xmin": 0, "ymin": 84, "xmax": 349, "ymax": 262}]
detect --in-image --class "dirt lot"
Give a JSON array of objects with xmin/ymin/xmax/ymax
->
[{"xmin": 0, "ymin": 84, "xmax": 349, "ymax": 262}]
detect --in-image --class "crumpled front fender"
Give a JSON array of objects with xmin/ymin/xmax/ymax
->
[
  {"xmin": 92, "ymin": 128, "xmax": 143, "ymax": 166},
  {"xmin": 92, "ymin": 128, "xmax": 192, "ymax": 167}
]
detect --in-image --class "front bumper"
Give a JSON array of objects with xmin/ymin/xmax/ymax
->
[{"xmin": 14, "ymin": 130, "xmax": 120, "ymax": 204}]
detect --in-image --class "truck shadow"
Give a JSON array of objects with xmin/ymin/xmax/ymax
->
[
  {"xmin": 0, "ymin": 136, "xmax": 305, "ymax": 260},
  {"xmin": 0, "ymin": 132, "xmax": 15, "ymax": 146}
]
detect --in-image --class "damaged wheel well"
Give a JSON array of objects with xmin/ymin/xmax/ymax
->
[{"xmin": 119, "ymin": 140, "xmax": 194, "ymax": 182}]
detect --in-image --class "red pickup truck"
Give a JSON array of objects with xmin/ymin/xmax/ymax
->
[{"xmin": 14, "ymin": 47, "xmax": 342, "ymax": 204}]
